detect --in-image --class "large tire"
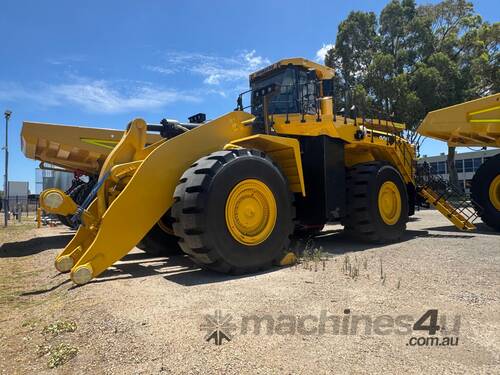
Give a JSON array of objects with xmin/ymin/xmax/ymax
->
[
  {"xmin": 343, "ymin": 162, "xmax": 409, "ymax": 243},
  {"xmin": 471, "ymin": 154, "xmax": 500, "ymax": 231},
  {"xmin": 172, "ymin": 149, "xmax": 294, "ymax": 274},
  {"xmin": 136, "ymin": 212, "xmax": 183, "ymax": 256}
]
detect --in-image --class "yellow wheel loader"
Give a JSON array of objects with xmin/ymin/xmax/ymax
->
[
  {"xmin": 21, "ymin": 58, "xmax": 492, "ymax": 285},
  {"xmin": 418, "ymin": 93, "xmax": 500, "ymax": 231}
]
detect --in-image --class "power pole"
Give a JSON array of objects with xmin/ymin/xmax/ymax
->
[{"xmin": 3, "ymin": 110, "xmax": 11, "ymax": 227}]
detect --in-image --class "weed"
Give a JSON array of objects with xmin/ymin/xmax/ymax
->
[
  {"xmin": 298, "ymin": 240, "xmax": 328, "ymax": 271},
  {"xmin": 42, "ymin": 321, "xmax": 77, "ymax": 337},
  {"xmin": 47, "ymin": 343, "xmax": 78, "ymax": 368},
  {"xmin": 379, "ymin": 258, "xmax": 387, "ymax": 286},
  {"xmin": 21, "ymin": 318, "xmax": 40, "ymax": 331},
  {"xmin": 341, "ymin": 255, "xmax": 360, "ymax": 279}
]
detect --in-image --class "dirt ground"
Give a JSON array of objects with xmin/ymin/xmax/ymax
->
[{"xmin": 0, "ymin": 209, "xmax": 499, "ymax": 374}]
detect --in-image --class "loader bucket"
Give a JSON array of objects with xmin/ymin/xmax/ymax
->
[{"xmin": 21, "ymin": 121, "xmax": 163, "ymax": 174}]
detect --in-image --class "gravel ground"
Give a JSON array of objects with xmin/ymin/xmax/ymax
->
[{"xmin": 0, "ymin": 209, "xmax": 499, "ymax": 374}]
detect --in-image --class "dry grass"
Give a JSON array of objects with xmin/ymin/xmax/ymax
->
[
  {"xmin": 0, "ymin": 216, "xmax": 37, "ymax": 244},
  {"xmin": 296, "ymin": 240, "xmax": 329, "ymax": 272}
]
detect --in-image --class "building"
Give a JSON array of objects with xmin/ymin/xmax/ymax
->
[
  {"xmin": 3, "ymin": 181, "xmax": 30, "ymax": 214},
  {"xmin": 7, "ymin": 181, "xmax": 29, "ymax": 198},
  {"xmin": 35, "ymin": 165, "xmax": 74, "ymax": 194},
  {"xmin": 418, "ymin": 149, "xmax": 500, "ymax": 193}
]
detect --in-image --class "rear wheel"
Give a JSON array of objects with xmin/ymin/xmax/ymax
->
[
  {"xmin": 172, "ymin": 149, "xmax": 294, "ymax": 274},
  {"xmin": 137, "ymin": 211, "xmax": 183, "ymax": 256},
  {"xmin": 343, "ymin": 162, "xmax": 409, "ymax": 243},
  {"xmin": 471, "ymin": 154, "xmax": 500, "ymax": 231}
]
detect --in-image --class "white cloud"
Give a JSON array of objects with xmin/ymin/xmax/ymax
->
[
  {"xmin": 144, "ymin": 65, "xmax": 176, "ymax": 75},
  {"xmin": 151, "ymin": 50, "xmax": 270, "ymax": 87},
  {"xmin": 52, "ymin": 81, "xmax": 198, "ymax": 113},
  {"xmin": 0, "ymin": 78, "xmax": 199, "ymax": 114},
  {"xmin": 1, "ymin": 49, "xmax": 271, "ymax": 114},
  {"xmin": 243, "ymin": 50, "xmax": 267, "ymax": 69},
  {"xmin": 0, "ymin": 82, "xmax": 61, "ymax": 106},
  {"xmin": 45, "ymin": 55, "xmax": 86, "ymax": 66},
  {"xmin": 315, "ymin": 44, "xmax": 334, "ymax": 63}
]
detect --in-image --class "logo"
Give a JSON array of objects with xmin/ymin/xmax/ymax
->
[
  {"xmin": 200, "ymin": 309, "xmax": 460, "ymax": 347},
  {"xmin": 200, "ymin": 310, "xmax": 236, "ymax": 345}
]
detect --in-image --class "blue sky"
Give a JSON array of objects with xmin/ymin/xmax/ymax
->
[{"xmin": 0, "ymin": 0, "xmax": 497, "ymax": 192}]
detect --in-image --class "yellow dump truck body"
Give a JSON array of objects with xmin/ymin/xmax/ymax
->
[
  {"xmin": 418, "ymin": 93, "xmax": 500, "ymax": 147},
  {"xmin": 21, "ymin": 121, "xmax": 162, "ymax": 174}
]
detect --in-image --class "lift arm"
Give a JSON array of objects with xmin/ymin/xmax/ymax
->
[{"xmin": 45, "ymin": 112, "xmax": 254, "ymax": 284}]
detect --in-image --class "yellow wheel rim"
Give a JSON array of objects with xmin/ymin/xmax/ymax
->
[
  {"xmin": 225, "ymin": 179, "xmax": 277, "ymax": 246},
  {"xmin": 378, "ymin": 181, "xmax": 402, "ymax": 225},
  {"xmin": 489, "ymin": 175, "xmax": 500, "ymax": 210}
]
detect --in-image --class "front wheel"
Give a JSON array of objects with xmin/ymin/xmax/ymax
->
[{"xmin": 172, "ymin": 149, "xmax": 294, "ymax": 274}]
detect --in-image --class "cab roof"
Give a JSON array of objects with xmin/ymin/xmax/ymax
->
[{"xmin": 249, "ymin": 57, "xmax": 335, "ymax": 81}]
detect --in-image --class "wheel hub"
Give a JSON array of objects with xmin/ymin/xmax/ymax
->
[
  {"xmin": 378, "ymin": 181, "xmax": 402, "ymax": 225},
  {"xmin": 225, "ymin": 179, "xmax": 277, "ymax": 245},
  {"xmin": 489, "ymin": 175, "xmax": 500, "ymax": 210}
]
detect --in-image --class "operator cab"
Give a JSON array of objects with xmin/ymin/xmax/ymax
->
[{"xmin": 242, "ymin": 58, "xmax": 335, "ymax": 123}]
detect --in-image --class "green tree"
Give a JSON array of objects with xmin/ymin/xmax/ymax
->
[
  {"xmin": 325, "ymin": 0, "xmax": 499, "ymax": 190},
  {"xmin": 335, "ymin": 11, "xmax": 379, "ymax": 88},
  {"xmin": 325, "ymin": 11, "xmax": 379, "ymax": 114}
]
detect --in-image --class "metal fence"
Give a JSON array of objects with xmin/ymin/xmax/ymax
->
[{"xmin": 1, "ymin": 195, "xmax": 39, "ymax": 221}]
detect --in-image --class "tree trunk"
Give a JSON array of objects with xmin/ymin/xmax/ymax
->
[{"xmin": 447, "ymin": 146, "xmax": 463, "ymax": 193}]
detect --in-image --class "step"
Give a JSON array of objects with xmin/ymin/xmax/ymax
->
[{"xmin": 418, "ymin": 187, "xmax": 476, "ymax": 231}]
